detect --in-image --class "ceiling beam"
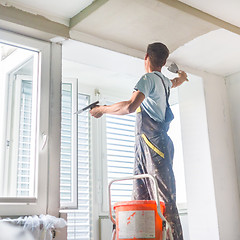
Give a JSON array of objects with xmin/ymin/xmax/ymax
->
[
  {"xmin": 70, "ymin": 0, "xmax": 109, "ymax": 29},
  {"xmin": 157, "ymin": 0, "xmax": 240, "ymax": 35},
  {"xmin": 0, "ymin": 4, "xmax": 69, "ymax": 38}
]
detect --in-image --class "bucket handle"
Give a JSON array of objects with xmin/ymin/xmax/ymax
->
[
  {"xmin": 108, "ymin": 174, "xmax": 173, "ymax": 240},
  {"xmin": 108, "ymin": 174, "xmax": 166, "ymax": 222}
]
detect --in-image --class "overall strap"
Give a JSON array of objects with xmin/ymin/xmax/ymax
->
[{"xmin": 154, "ymin": 73, "xmax": 170, "ymax": 107}]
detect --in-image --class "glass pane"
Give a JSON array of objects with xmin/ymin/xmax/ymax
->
[{"xmin": 0, "ymin": 42, "xmax": 38, "ymax": 197}]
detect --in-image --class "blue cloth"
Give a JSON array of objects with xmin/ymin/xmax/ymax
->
[{"xmin": 134, "ymin": 71, "xmax": 172, "ymax": 122}]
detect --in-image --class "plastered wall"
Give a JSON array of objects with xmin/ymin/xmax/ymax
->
[
  {"xmin": 179, "ymin": 66, "xmax": 240, "ymax": 240},
  {"xmin": 203, "ymin": 72, "xmax": 240, "ymax": 240},
  {"xmin": 178, "ymin": 73, "xmax": 219, "ymax": 240},
  {"xmin": 226, "ymin": 72, "xmax": 240, "ymax": 202}
]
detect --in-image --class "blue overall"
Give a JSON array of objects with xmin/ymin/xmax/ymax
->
[{"xmin": 132, "ymin": 79, "xmax": 183, "ymax": 239}]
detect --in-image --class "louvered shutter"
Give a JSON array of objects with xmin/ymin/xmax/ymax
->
[
  {"xmin": 67, "ymin": 94, "xmax": 91, "ymax": 240},
  {"xmin": 17, "ymin": 80, "xmax": 32, "ymax": 196},
  {"xmin": 106, "ymin": 113, "xmax": 136, "ymax": 205},
  {"xmin": 60, "ymin": 83, "xmax": 73, "ymax": 204},
  {"xmin": 60, "ymin": 83, "xmax": 91, "ymax": 239}
]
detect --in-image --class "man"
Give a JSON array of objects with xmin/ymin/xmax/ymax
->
[{"xmin": 90, "ymin": 42, "xmax": 187, "ymax": 239}]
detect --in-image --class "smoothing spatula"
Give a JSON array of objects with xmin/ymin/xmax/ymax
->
[
  {"xmin": 74, "ymin": 101, "xmax": 99, "ymax": 114},
  {"xmin": 167, "ymin": 63, "xmax": 179, "ymax": 73}
]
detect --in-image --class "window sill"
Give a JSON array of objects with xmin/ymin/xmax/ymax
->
[{"xmin": 0, "ymin": 197, "xmax": 37, "ymax": 204}]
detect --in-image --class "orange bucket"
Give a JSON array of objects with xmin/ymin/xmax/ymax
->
[{"xmin": 113, "ymin": 200, "xmax": 165, "ymax": 240}]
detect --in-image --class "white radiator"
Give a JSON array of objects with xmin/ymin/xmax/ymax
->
[
  {"xmin": 99, "ymin": 216, "xmax": 113, "ymax": 240},
  {"xmin": 1, "ymin": 215, "xmax": 66, "ymax": 240}
]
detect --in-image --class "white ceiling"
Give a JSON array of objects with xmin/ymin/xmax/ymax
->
[
  {"xmin": 70, "ymin": 0, "xmax": 218, "ymax": 53},
  {"xmin": 1, "ymin": 0, "xmax": 240, "ymax": 77},
  {"xmin": 179, "ymin": 0, "xmax": 240, "ymax": 28},
  {"xmin": 0, "ymin": 0, "xmax": 93, "ymax": 24},
  {"xmin": 2, "ymin": 0, "xmax": 240, "ymax": 28}
]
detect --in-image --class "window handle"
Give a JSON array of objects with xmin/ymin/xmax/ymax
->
[{"xmin": 41, "ymin": 133, "xmax": 48, "ymax": 150}]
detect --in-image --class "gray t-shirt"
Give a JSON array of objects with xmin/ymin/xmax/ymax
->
[{"xmin": 134, "ymin": 71, "xmax": 172, "ymax": 122}]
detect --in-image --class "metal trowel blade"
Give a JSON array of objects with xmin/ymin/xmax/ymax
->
[
  {"xmin": 167, "ymin": 63, "xmax": 179, "ymax": 73},
  {"xmin": 74, "ymin": 101, "xmax": 99, "ymax": 114}
]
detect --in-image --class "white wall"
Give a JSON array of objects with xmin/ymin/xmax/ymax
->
[
  {"xmin": 203, "ymin": 72, "xmax": 240, "ymax": 240},
  {"xmin": 178, "ymin": 73, "xmax": 219, "ymax": 240},
  {"xmin": 179, "ymin": 65, "xmax": 240, "ymax": 240},
  {"xmin": 226, "ymin": 72, "xmax": 240, "ymax": 206}
]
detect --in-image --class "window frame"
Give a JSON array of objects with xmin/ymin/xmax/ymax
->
[
  {"xmin": 0, "ymin": 47, "xmax": 36, "ymax": 198},
  {"xmin": 0, "ymin": 29, "xmax": 51, "ymax": 215}
]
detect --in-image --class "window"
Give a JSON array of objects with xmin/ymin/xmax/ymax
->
[
  {"xmin": 0, "ymin": 29, "xmax": 51, "ymax": 216},
  {"xmin": 60, "ymin": 80, "xmax": 91, "ymax": 239},
  {"xmin": 0, "ymin": 44, "xmax": 38, "ymax": 198}
]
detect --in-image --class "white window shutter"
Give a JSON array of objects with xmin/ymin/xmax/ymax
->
[
  {"xmin": 106, "ymin": 113, "xmax": 136, "ymax": 205},
  {"xmin": 60, "ymin": 81, "xmax": 91, "ymax": 239},
  {"xmin": 67, "ymin": 94, "xmax": 91, "ymax": 240},
  {"xmin": 17, "ymin": 80, "xmax": 33, "ymax": 197}
]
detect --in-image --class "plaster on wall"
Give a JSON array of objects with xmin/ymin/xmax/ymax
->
[
  {"xmin": 178, "ymin": 74, "xmax": 219, "ymax": 240},
  {"xmin": 203, "ymin": 73, "xmax": 240, "ymax": 240},
  {"xmin": 226, "ymin": 72, "xmax": 240, "ymax": 199},
  {"xmin": 177, "ymin": 64, "xmax": 240, "ymax": 240},
  {"xmin": 170, "ymin": 29, "xmax": 240, "ymax": 77}
]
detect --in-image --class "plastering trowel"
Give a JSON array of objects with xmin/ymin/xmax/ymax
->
[
  {"xmin": 167, "ymin": 62, "xmax": 189, "ymax": 82},
  {"xmin": 167, "ymin": 62, "xmax": 179, "ymax": 74},
  {"xmin": 74, "ymin": 101, "xmax": 99, "ymax": 114}
]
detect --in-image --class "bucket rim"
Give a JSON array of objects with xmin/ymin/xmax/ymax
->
[{"xmin": 113, "ymin": 200, "xmax": 165, "ymax": 208}]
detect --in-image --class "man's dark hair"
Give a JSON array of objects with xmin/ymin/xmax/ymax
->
[{"xmin": 147, "ymin": 42, "xmax": 169, "ymax": 69}]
